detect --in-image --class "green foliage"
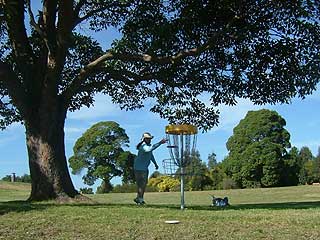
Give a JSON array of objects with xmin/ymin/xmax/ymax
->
[
  {"xmin": 299, "ymin": 146, "xmax": 314, "ymax": 163},
  {"xmin": 1, "ymin": 1, "xmax": 319, "ymax": 130},
  {"xmin": 79, "ymin": 187, "xmax": 94, "ymax": 194},
  {"xmin": 223, "ymin": 109, "xmax": 291, "ymax": 188},
  {"xmin": 283, "ymin": 147, "xmax": 301, "ymax": 186},
  {"xmin": 175, "ymin": 151, "xmax": 212, "ymax": 191},
  {"xmin": 298, "ymin": 146, "xmax": 320, "ymax": 184},
  {"xmin": 207, "ymin": 152, "xmax": 217, "ymax": 169},
  {"xmin": 96, "ymin": 180, "xmax": 113, "ymax": 194},
  {"xmin": 113, "ymin": 1, "xmax": 320, "ymax": 130},
  {"xmin": 111, "ymin": 183, "xmax": 136, "ymax": 193},
  {"xmin": 313, "ymin": 147, "xmax": 320, "ymax": 182},
  {"xmin": 1, "ymin": 175, "xmax": 11, "ymax": 182},
  {"xmin": 1, "ymin": 174, "xmax": 31, "ymax": 183},
  {"xmin": 69, "ymin": 121, "xmax": 134, "ymax": 187},
  {"xmin": 304, "ymin": 160, "xmax": 315, "ymax": 184},
  {"xmin": 116, "ymin": 151, "xmax": 136, "ymax": 184},
  {"xmin": 19, "ymin": 174, "xmax": 31, "ymax": 183},
  {"xmin": 297, "ymin": 146, "xmax": 317, "ymax": 184},
  {"xmin": 206, "ymin": 165, "xmax": 227, "ymax": 190},
  {"xmin": 222, "ymin": 177, "xmax": 238, "ymax": 190}
]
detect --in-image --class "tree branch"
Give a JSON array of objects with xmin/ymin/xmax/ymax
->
[
  {"xmin": 26, "ymin": 0, "xmax": 42, "ymax": 35},
  {"xmin": 87, "ymin": 43, "xmax": 211, "ymax": 67},
  {"xmin": 73, "ymin": 1, "xmax": 130, "ymax": 27},
  {"xmin": 57, "ymin": 0, "xmax": 74, "ymax": 47},
  {"xmin": 3, "ymin": 0, "xmax": 35, "ymax": 67},
  {"xmin": 42, "ymin": 0, "xmax": 58, "ymax": 53},
  {"xmin": 74, "ymin": 0, "xmax": 87, "ymax": 16},
  {"xmin": 61, "ymin": 40, "xmax": 212, "ymax": 106},
  {"xmin": 0, "ymin": 62, "xmax": 27, "ymax": 116}
]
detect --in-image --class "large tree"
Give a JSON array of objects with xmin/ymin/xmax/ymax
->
[
  {"xmin": 223, "ymin": 109, "xmax": 291, "ymax": 188},
  {"xmin": 0, "ymin": 1, "xmax": 319, "ymax": 200},
  {"xmin": 68, "ymin": 121, "xmax": 134, "ymax": 193}
]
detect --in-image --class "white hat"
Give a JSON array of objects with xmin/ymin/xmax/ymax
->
[{"xmin": 141, "ymin": 132, "xmax": 153, "ymax": 141}]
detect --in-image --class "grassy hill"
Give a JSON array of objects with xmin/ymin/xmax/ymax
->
[
  {"xmin": 1, "ymin": 183, "xmax": 320, "ymax": 239},
  {"xmin": 0, "ymin": 181, "xmax": 30, "ymax": 202}
]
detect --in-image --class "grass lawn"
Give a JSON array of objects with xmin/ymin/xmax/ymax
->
[{"xmin": 1, "ymin": 181, "xmax": 320, "ymax": 240}]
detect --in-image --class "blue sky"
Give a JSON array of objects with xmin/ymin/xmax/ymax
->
[{"xmin": 0, "ymin": 88, "xmax": 319, "ymax": 190}]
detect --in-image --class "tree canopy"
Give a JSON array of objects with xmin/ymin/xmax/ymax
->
[
  {"xmin": 223, "ymin": 109, "xmax": 291, "ymax": 188},
  {"xmin": 1, "ymin": 1, "xmax": 319, "ymax": 130},
  {"xmin": 69, "ymin": 121, "xmax": 134, "ymax": 193},
  {"xmin": 0, "ymin": 0, "xmax": 319, "ymax": 200}
]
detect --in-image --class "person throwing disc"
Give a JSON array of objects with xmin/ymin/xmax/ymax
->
[{"xmin": 133, "ymin": 132, "xmax": 167, "ymax": 205}]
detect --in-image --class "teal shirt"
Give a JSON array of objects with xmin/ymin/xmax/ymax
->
[{"xmin": 134, "ymin": 142, "xmax": 162, "ymax": 171}]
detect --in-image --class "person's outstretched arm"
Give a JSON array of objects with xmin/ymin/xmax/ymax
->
[{"xmin": 141, "ymin": 139, "xmax": 167, "ymax": 152}]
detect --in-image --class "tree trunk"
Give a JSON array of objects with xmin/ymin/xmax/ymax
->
[
  {"xmin": 98, "ymin": 178, "xmax": 113, "ymax": 193},
  {"xmin": 25, "ymin": 107, "xmax": 78, "ymax": 201}
]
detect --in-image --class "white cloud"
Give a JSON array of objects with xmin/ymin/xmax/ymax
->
[
  {"xmin": 6, "ymin": 122, "xmax": 25, "ymax": 131},
  {"xmin": 64, "ymin": 127, "xmax": 86, "ymax": 134},
  {"xmin": 0, "ymin": 123, "xmax": 25, "ymax": 145},
  {"xmin": 67, "ymin": 94, "xmax": 121, "ymax": 120},
  {"xmin": 209, "ymin": 98, "xmax": 267, "ymax": 133}
]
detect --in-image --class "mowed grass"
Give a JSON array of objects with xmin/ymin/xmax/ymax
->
[{"xmin": 1, "ymin": 181, "xmax": 320, "ymax": 240}]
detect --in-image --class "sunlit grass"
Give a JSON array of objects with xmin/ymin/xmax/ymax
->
[{"xmin": 1, "ymin": 182, "xmax": 320, "ymax": 239}]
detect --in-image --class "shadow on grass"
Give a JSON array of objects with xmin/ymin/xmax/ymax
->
[
  {"xmin": 131, "ymin": 201, "xmax": 320, "ymax": 211},
  {"xmin": 1, "ymin": 200, "xmax": 320, "ymax": 215},
  {"xmin": 0, "ymin": 201, "xmax": 47, "ymax": 215}
]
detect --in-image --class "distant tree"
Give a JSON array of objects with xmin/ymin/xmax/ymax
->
[
  {"xmin": 1, "ymin": 175, "xmax": 11, "ymax": 182},
  {"xmin": 96, "ymin": 181, "xmax": 113, "ymax": 194},
  {"xmin": 1, "ymin": 174, "xmax": 31, "ymax": 183},
  {"xmin": 299, "ymin": 147, "xmax": 314, "ymax": 163},
  {"xmin": 79, "ymin": 187, "xmax": 94, "ymax": 194},
  {"xmin": 111, "ymin": 183, "xmax": 137, "ymax": 193},
  {"xmin": 183, "ymin": 151, "xmax": 211, "ymax": 191},
  {"xmin": 282, "ymin": 147, "xmax": 301, "ymax": 186},
  {"xmin": 298, "ymin": 146, "xmax": 315, "ymax": 184},
  {"xmin": 223, "ymin": 109, "xmax": 291, "ymax": 188},
  {"xmin": 207, "ymin": 152, "xmax": 217, "ymax": 170},
  {"xmin": 19, "ymin": 174, "xmax": 32, "ymax": 183},
  {"xmin": 68, "ymin": 121, "xmax": 131, "ymax": 193},
  {"xmin": 207, "ymin": 164, "xmax": 226, "ymax": 190},
  {"xmin": 312, "ymin": 147, "xmax": 320, "ymax": 183},
  {"xmin": 1, "ymin": 0, "xmax": 319, "ymax": 201}
]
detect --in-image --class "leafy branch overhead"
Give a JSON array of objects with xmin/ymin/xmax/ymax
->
[{"xmin": 1, "ymin": 1, "xmax": 319, "ymax": 131}]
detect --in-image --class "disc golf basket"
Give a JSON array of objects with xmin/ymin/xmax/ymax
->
[{"xmin": 162, "ymin": 124, "xmax": 198, "ymax": 210}]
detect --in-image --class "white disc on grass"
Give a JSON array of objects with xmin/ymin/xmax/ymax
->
[{"xmin": 165, "ymin": 220, "xmax": 180, "ymax": 224}]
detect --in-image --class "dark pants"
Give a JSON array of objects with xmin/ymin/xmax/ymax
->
[{"xmin": 134, "ymin": 170, "xmax": 149, "ymax": 200}]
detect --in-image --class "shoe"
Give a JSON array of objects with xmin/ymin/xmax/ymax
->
[
  {"xmin": 134, "ymin": 198, "xmax": 140, "ymax": 204},
  {"xmin": 134, "ymin": 198, "xmax": 145, "ymax": 205}
]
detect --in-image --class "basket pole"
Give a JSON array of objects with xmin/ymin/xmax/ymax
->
[{"xmin": 180, "ymin": 133, "xmax": 185, "ymax": 210}]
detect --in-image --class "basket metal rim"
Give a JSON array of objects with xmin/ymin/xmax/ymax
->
[{"xmin": 165, "ymin": 124, "xmax": 198, "ymax": 135}]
